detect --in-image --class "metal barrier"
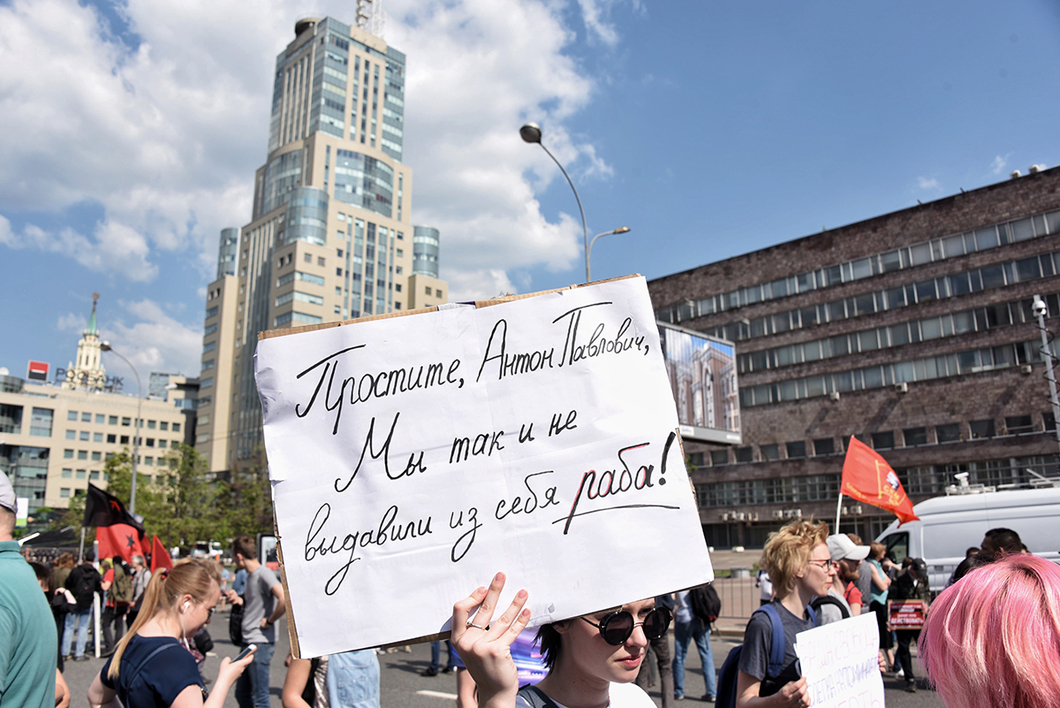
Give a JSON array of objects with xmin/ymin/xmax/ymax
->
[{"xmin": 712, "ymin": 573, "xmax": 761, "ymax": 620}]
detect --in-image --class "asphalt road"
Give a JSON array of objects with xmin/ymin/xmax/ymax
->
[{"xmin": 60, "ymin": 610, "xmax": 944, "ymax": 707}]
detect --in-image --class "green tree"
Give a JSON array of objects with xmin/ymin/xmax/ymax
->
[
  {"xmin": 154, "ymin": 444, "xmax": 222, "ymax": 551},
  {"xmin": 217, "ymin": 447, "xmax": 275, "ymax": 539}
]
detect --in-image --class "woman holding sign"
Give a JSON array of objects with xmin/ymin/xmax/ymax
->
[
  {"xmin": 87, "ymin": 559, "xmax": 256, "ymax": 708},
  {"xmin": 734, "ymin": 519, "xmax": 834, "ymax": 708},
  {"xmin": 453, "ymin": 572, "xmax": 667, "ymax": 707}
]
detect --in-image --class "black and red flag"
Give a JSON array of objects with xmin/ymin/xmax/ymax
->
[{"xmin": 83, "ymin": 483, "xmax": 145, "ymax": 538}]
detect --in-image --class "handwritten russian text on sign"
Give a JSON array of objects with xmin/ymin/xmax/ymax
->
[
  {"xmin": 888, "ymin": 600, "xmax": 927, "ymax": 629},
  {"xmin": 795, "ymin": 613, "xmax": 883, "ymax": 708},
  {"xmin": 255, "ymin": 277, "xmax": 713, "ymax": 657}
]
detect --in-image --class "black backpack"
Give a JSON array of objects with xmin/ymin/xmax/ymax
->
[
  {"xmin": 229, "ymin": 597, "xmax": 245, "ymax": 645},
  {"xmin": 69, "ymin": 566, "xmax": 98, "ymax": 608},
  {"xmin": 809, "ymin": 594, "xmax": 850, "ymax": 620},
  {"xmin": 689, "ymin": 583, "xmax": 721, "ymax": 624}
]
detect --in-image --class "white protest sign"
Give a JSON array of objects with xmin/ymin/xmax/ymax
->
[
  {"xmin": 794, "ymin": 613, "xmax": 883, "ymax": 708},
  {"xmin": 255, "ymin": 277, "xmax": 713, "ymax": 657}
]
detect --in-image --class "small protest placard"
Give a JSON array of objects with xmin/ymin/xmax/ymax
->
[
  {"xmin": 255, "ymin": 277, "xmax": 713, "ymax": 657},
  {"xmin": 795, "ymin": 613, "xmax": 883, "ymax": 708},
  {"xmin": 888, "ymin": 599, "xmax": 927, "ymax": 629}
]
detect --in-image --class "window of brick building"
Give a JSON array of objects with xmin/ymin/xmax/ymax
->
[
  {"xmin": 735, "ymin": 447, "xmax": 753, "ymax": 463},
  {"xmin": 1004, "ymin": 415, "xmax": 1034, "ymax": 435},
  {"xmin": 813, "ymin": 438, "xmax": 835, "ymax": 456},
  {"xmin": 710, "ymin": 449, "xmax": 730, "ymax": 466},
  {"xmin": 760, "ymin": 444, "xmax": 780, "ymax": 461},
  {"xmin": 871, "ymin": 431, "xmax": 895, "ymax": 449},
  {"xmin": 936, "ymin": 423, "xmax": 961, "ymax": 443},
  {"xmin": 786, "ymin": 441, "xmax": 807, "ymax": 458},
  {"xmin": 969, "ymin": 419, "xmax": 996, "ymax": 439},
  {"xmin": 903, "ymin": 427, "xmax": 927, "ymax": 446}
]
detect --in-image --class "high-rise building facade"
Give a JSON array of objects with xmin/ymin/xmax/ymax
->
[
  {"xmin": 197, "ymin": 17, "xmax": 447, "ymax": 473},
  {"xmin": 649, "ymin": 166, "xmax": 1060, "ymax": 548}
]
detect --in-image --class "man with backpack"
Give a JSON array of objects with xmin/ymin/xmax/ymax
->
[
  {"xmin": 101, "ymin": 555, "xmax": 133, "ymax": 654},
  {"xmin": 673, "ymin": 584, "xmax": 720, "ymax": 701},
  {"xmin": 63, "ymin": 556, "xmax": 102, "ymax": 660}
]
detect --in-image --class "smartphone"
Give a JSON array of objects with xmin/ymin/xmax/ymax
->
[{"xmin": 234, "ymin": 644, "xmax": 257, "ymax": 662}]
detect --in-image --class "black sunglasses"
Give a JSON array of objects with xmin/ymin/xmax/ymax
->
[{"xmin": 581, "ymin": 607, "xmax": 672, "ymax": 645}]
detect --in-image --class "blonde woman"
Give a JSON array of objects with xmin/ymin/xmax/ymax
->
[
  {"xmin": 88, "ymin": 559, "xmax": 255, "ymax": 708},
  {"xmin": 735, "ymin": 519, "xmax": 834, "ymax": 708}
]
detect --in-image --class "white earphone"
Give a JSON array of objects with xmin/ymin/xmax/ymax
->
[{"xmin": 183, "ymin": 601, "xmax": 190, "ymax": 613}]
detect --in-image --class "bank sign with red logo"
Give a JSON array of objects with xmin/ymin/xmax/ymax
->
[{"xmin": 27, "ymin": 360, "xmax": 49, "ymax": 381}]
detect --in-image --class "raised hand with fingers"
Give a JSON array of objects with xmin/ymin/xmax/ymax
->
[{"xmin": 452, "ymin": 572, "xmax": 531, "ymax": 708}]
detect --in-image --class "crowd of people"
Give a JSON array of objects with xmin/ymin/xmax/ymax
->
[{"xmin": 4, "ymin": 461, "xmax": 1059, "ymax": 708}]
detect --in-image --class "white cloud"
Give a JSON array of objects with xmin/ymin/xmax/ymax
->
[
  {"xmin": 991, "ymin": 154, "xmax": 1009, "ymax": 175},
  {"xmin": 917, "ymin": 176, "xmax": 940, "ymax": 190},
  {"xmin": 56, "ymin": 313, "xmax": 87, "ymax": 333},
  {"xmin": 576, "ymin": 0, "xmax": 620, "ymax": 45},
  {"xmin": 0, "ymin": 0, "xmax": 270, "ymax": 283},
  {"xmin": 101, "ymin": 299, "xmax": 204, "ymax": 377},
  {"xmin": 0, "ymin": 0, "xmax": 615, "ymax": 310}
]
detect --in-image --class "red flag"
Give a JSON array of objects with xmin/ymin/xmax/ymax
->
[
  {"xmin": 841, "ymin": 437, "xmax": 919, "ymax": 524},
  {"xmin": 150, "ymin": 535, "xmax": 173, "ymax": 573},
  {"xmin": 97, "ymin": 523, "xmax": 145, "ymax": 563}
]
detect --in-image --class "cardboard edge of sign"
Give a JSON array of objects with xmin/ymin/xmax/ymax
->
[{"xmin": 257, "ymin": 274, "xmax": 642, "ymax": 342}]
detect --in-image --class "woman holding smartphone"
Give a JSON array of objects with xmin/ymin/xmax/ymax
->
[
  {"xmin": 452, "ymin": 572, "xmax": 669, "ymax": 708},
  {"xmin": 88, "ymin": 558, "xmax": 256, "ymax": 708}
]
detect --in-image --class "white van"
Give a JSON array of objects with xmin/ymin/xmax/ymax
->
[{"xmin": 875, "ymin": 487, "xmax": 1060, "ymax": 592}]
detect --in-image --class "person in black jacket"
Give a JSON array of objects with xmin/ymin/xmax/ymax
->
[
  {"xmin": 29, "ymin": 561, "xmax": 75, "ymax": 672},
  {"xmin": 63, "ymin": 558, "xmax": 102, "ymax": 660},
  {"xmin": 891, "ymin": 558, "xmax": 929, "ymax": 693}
]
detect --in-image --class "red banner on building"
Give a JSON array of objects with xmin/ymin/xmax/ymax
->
[
  {"xmin": 841, "ymin": 436, "xmax": 919, "ymax": 524},
  {"xmin": 27, "ymin": 360, "xmax": 49, "ymax": 382}
]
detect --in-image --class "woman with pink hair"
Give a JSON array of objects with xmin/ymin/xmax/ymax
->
[{"xmin": 919, "ymin": 554, "xmax": 1060, "ymax": 708}]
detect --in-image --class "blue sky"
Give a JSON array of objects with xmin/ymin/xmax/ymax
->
[{"xmin": 1, "ymin": 0, "xmax": 1058, "ymax": 382}]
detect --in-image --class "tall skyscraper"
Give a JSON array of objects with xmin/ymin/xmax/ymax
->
[{"xmin": 196, "ymin": 17, "xmax": 446, "ymax": 473}]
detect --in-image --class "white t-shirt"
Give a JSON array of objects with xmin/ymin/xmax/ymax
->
[{"xmin": 516, "ymin": 682, "xmax": 655, "ymax": 708}]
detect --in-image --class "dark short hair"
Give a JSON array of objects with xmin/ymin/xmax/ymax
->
[
  {"xmin": 536, "ymin": 624, "xmax": 561, "ymax": 670},
  {"xmin": 984, "ymin": 528, "xmax": 1022, "ymax": 558},
  {"xmin": 28, "ymin": 561, "xmax": 53, "ymax": 591},
  {"xmin": 232, "ymin": 535, "xmax": 256, "ymax": 560}
]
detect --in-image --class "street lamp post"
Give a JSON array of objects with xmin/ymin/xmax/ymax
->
[
  {"xmin": 1032, "ymin": 296, "xmax": 1060, "ymax": 452},
  {"xmin": 520, "ymin": 122, "xmax": 593, "ymax": 283},
  {"xmin": 587, "ymin": 226, "xmax": 631, "ymax": 282},
  {"xmin": 100, "ymin": 342, "xmax": 142, "ymax": 515}
]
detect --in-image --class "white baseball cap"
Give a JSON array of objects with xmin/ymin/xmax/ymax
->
[
  {"xmin": 0, "ymin": 471, "xmax": 16, "ymax": 514},
  {"xmin": 827, "ymin": 534, "xmax": 870, "ymax": 562}
]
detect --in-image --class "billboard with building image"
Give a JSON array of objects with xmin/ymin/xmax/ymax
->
[{"xmin": 658, "ymin": 322, "xmax": 742, "ymax": 444}]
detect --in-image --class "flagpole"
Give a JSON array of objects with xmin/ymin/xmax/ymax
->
[
  {"xmin": 78, "ymin": 527, "xmax": 86, "ymax": 564},
  {"xmin": 834, "ymin": 493, "xmax": 843, "ymax": 533}
]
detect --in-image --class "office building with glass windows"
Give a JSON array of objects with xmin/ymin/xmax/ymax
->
[
  {"xmin": 196, "ymin": 17, "xmax": 447, "ymax": 473},
  {"xmin": 649, "ymin": 166, "xmax": 1060, "ymax": 548}
]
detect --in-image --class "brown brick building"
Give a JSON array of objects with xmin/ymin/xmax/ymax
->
[{"xmin": 648, "ymin": 166, "xmax": 1060, "ymax": 548}]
